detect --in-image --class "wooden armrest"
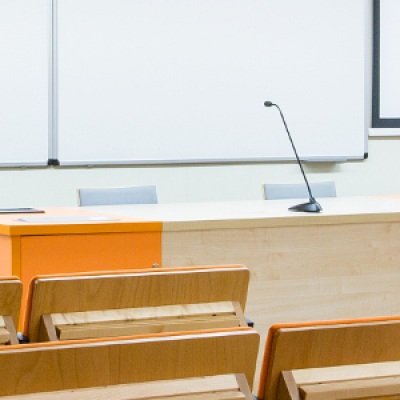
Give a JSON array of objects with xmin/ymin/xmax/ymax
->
[
  {"xmin": 300, "ymin": 376, "xmax": 400, "ymax": 400},
  {"xmin": 279, "ymin": 362, "xmax": 400, "ymax": 400},
  {"xmin": 39, "ymin": 301, "xmax": 247, "ymax": 341},
  {"xmin": 0, "ymin": 374, "xmax": 253, "ymax": 400}
]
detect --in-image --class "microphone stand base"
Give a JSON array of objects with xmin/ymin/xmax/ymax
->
[{"xmin": 289, "ymin": 199, "xmax": 322, "ymax": 213}]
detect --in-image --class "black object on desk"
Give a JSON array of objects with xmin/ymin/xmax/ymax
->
[{"xmin": 0, "ymin": 208, "xmax": 44, "ymax": 214}]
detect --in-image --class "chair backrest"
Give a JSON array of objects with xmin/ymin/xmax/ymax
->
[
  {"xmin": 0, "ymin": 327, "xmax": 260, "ymax": 397},
  {"xmin": 257, "ymin": 316, "xmax": 400, "ymax": 400},
  {"xmin": 77, "ymin": 185, "xmax": 158, "ymax": 206},
  {"xmin": 24, "ymin": 265, "xmax": 250, "ymax": 342},
  {"xmin": 262, "ymin": 181, "xmax": 336, "ymax": 200},
  {"xmin": 0, "ymin": 277, "xmax": 22, "ymax": 345}
]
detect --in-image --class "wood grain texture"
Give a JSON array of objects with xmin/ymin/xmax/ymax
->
[
  {"xmin": 0, "ymin": 278, "xmax": 22, "ymax": 335},
  {"xmin": 25, "ymin": 265, "xmax": 249, "ymax": 342},
  {"xmin": 162, "ymin": 220, "xmax": 400, "ymax": 391},
  {"xmin": 0, "ymin": 374, "xmax": 250, "ymax": 400},
  {"xmin": 260, "ymin": 319, "xmax": 400, "ymax": 400},
  {"xmin": 281, "ymin": 361, "xmax": 400, "ymax": 400},
  {"xmin": 0, "ymin": 328, "xmax": 259, "ymax": 397},
  {"xmin": 292, "ymin": 361, "xmax": 400, "ymax": 385},
  {"xmin": 47, "ymin": 301, "xmax": 246, "ymax": 340},
  {"xmin": 300, "ymin": 377, "xmax": 400, "ymax": 400}
]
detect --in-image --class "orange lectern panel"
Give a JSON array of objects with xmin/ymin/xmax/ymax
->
[
  {"xmin": 19, "ymin": 231, "xmax": 161, "ymax": 310},
  {"xmin": 0, "ymin": 208, "xmax": 163, "ymax": 323}
]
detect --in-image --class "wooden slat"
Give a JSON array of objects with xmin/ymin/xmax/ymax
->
[
  {"xmin": 292, "ymin": 361, "xmax": 400, "ymax": 386},
  {"xmin": 55, "ymin": 315, "xmax": 242, "ymax": 340},
  {"xmin": 148, "ymin": 392, "xmax": 246, "ymax": 399},
  {"xmin": 0, "ymin": 374, "xmax": 251, "ymax": 400},
  {"xmin": 46, "ymin": 301, "xmax": 244, "ymax": 340},
  {"xmin": 280, "ymin": 362, "xmax": 400, "ymax": 400},
  {"xmin": 300, "ymin": 376, "xmax": 400, "ymax": 400},
  {"xmin": 0, "ymin": 328, "xmax": 260, "ymax": 396},
  {"xmin": 51, "ymin": 301, "xmax": 237, "ymax": 325}
]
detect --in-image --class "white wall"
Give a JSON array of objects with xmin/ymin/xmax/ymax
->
[
  {"xmin": 1, "ymin": 0, "xmax": 398, "ymax": 208},
  {"xmin": 0, "ymin": 138, "xmax": 399, "ymax": 208}
]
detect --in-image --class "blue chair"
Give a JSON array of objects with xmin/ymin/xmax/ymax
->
[{"xmin": 78, "ymin": 185, "xmax": 158, "ymax": 206}]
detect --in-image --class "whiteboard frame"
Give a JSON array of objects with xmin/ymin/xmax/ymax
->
[
  {"xmin": 0, "ymin": 0, "xmax": 368, "ymax": 167},
  {"xmin": 54, "ymin": 0, "xmax": 366, "ymax": 166}
]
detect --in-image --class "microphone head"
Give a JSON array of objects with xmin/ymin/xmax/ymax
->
[{"xmin": 264, "ymin": 101, "xmax": 274, "ymax": 107}]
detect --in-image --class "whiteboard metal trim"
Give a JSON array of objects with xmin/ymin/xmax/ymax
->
[
  {"xmin": 48, "ymin": 0, "xmax": 59, "ymax": 161},
  {"xmin": 56, "ymin": 155, "xmax": 365, "ymax": 168}
]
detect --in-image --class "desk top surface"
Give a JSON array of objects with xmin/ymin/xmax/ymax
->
[
  {"xmin": 1, "ymin": 196, "xmax": 400, "ymax": 236},
  {"xmin": 0, "ymin": 207, "xmax": 162, "ymax": 236},
  {"xmin": 85, "ymin": 195, "xmax": 400, "ymax": 231}
]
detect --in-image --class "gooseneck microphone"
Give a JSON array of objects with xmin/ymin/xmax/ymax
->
[{"xmin": 264, "ymin": 101, "xmax": 322, "ymax": 213}]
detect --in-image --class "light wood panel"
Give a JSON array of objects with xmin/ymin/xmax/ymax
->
[
  {"xmin": 299, "ymin": 378, "xmax": 400, "ymax": 400},
  {"xmin": 0, "ymin": 277, "xmax": 22, "ymax": 344},
  {"xmin": 162, "ymin": 219, "xmax": 400, "ymax": 391},
  {"xmin": 0, "ymin": 328, "xmax": 259, "ymax": 397},
  {"xmin": 24, "ymin": 265, "xmax": 250, "ymax": 342},
  {"xmin": 280, "ymin": 361, "xmax": 400, "ymax": 400},
  {"xmin": 257, "ymin": 318, "xmax": 400, "ymax": 400},
  {"xmin": 41, "ymin": 301, "xmax": 247, "ymax": 341},
  {"xmin": 0, "ymin": 374, "xmax": 252, "ymax": 399}
]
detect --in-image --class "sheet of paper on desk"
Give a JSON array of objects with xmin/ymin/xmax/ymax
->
[{"xmin": 16, "ymin": 216, "xmax": 119, "ymax": 223}]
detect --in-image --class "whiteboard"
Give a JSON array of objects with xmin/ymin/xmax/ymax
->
[
  {"xmin": 55, "ymin": 0, "xmax": 366, "ymax": 164},
  {"xmin": 0, "ymin": 0, "xmax": 49, "ymax": 166}
]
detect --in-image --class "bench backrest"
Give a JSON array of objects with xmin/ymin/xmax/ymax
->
[
  {"xmin": 257, "ymin": 316, "xmax": 400, "ymax": 400},
  {"xmin": 24, "ymin": 265, "xmax": 250, "ymax": 342},
  {"xmin": 0, "ymin": 327, "xmax": 259, "ymax": 397}
]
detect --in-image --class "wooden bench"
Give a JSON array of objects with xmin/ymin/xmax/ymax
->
[
  {"xmin": 23, "ymin": 265, "xmax": 250, "ymax": 342},
  {"xmin": 0, "ymin": 277, "xmax": 22, "ymax": 345},
  {"xmin": 256, "ymin": 316, "xmax": 400, "ymax": 400},
  {"xmin": 0, "ymin": 327, "xmax": 259, "ymax": 398}
]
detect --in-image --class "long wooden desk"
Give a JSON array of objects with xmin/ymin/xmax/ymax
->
[
  {"xmin": 2, "ymin": 196, "xmax": 400, "ymax": 388},
  {"xmin": 84, "ymin": 195, "xmax": 400, "ymax": 389}
]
